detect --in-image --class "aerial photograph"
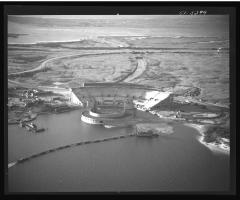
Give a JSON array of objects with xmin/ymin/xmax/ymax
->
[{"xmin": 7, "ymin": 14, "xmax": 230, "ymax": 192}]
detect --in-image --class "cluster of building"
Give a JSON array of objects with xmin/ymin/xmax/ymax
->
[
  {"xmin": 8, "ymin": 89, "xmax": 42, "ymax": 109},
  {"xmin": 8, "ymin": 88, "xmax": 77, "ymax": 117},
  {"xmin": 70, "ymin": 83, "xmax": 174, "ymax": 125}
]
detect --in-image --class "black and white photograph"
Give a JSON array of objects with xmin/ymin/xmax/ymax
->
[{"xmin": 5, "ymin": 5, "xmax": 236, "ymax": 193}]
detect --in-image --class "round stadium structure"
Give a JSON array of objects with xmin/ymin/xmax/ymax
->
[{"xmin": 71, "ymin": 82, "xmax": 172, "ymax": 126}]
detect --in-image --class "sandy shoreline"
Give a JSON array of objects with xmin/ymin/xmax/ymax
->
[{"xmin": 184, "ymin": 123, "xmax": 229, "ymax": 155}]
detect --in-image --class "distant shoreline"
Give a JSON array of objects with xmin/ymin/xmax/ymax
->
[{"xmin": 8, "ymin": 36, "xmax": 229, "ymax": 46}]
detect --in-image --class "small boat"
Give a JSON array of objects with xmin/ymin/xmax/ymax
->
[
  {"xmin": 35, "ymin": 128, "xmax": 45, "ymax": 133},
  {"xmin": 25, "ymin": 122, "xmax": 37, "ymax": 131}
]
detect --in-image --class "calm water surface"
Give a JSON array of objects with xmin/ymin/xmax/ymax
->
[{"xmin": 8, "ymin": 110, "xmax": 229, "ymax": 192}]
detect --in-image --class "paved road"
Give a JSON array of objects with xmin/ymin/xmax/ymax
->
[
  {"xmin": 122, "ymin": 59, "xmax": 147, "ymax": 83},
  {"xmin": 8, "ymin": 53, "xmax": 90, "ymax": 78},
  {"xmin": 8, "ymin": 51, "xmax": 130, "ymax": 78}
]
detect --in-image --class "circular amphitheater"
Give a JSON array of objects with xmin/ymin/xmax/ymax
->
[{"xmin": 71, "ymin": 82, "xmax": 171, "ymax": 125}]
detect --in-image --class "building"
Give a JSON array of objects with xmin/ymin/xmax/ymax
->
[{"xmin": 71, "ymin": 82, "xmax": 171, "ymax": 125}]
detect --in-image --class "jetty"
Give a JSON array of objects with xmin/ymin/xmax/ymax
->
[{"xmin": 8, "ymin": 133, "xmax": 136, "ymax": 169}]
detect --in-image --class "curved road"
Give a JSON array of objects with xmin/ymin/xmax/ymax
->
[
  {"xmin": 8, "ymin": 51, "xmax": 147, "ymax": 88},
  {"xmin": 123, "ymin": 59, "xmax": 147, "ymax": 83}
]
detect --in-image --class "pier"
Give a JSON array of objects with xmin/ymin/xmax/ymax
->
[{"xmin": 8, "ymin": 133, "xmax": 136, "ymax": 169}]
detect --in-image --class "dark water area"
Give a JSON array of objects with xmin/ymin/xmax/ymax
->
[{"xmin": 8, "ymin": 110, "xmax": 229, "ymax": 192}]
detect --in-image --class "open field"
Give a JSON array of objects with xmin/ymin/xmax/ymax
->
[{"xmin": 8, "ymin": 36, "xmax": 229, "ymax": 105}]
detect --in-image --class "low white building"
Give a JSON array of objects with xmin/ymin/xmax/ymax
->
[{"xmin": 133, "ymin": 91, "xmax": 171, "ymax": 110}]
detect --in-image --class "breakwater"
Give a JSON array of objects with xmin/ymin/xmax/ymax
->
[{"xmin": 8, "ymin": 133, "xmax": 136, "ymax": 169}]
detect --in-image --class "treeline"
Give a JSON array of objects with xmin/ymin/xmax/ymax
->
[{"xmin": 204, "ymin": 125, "xmax": 229, "ymax": 143}]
